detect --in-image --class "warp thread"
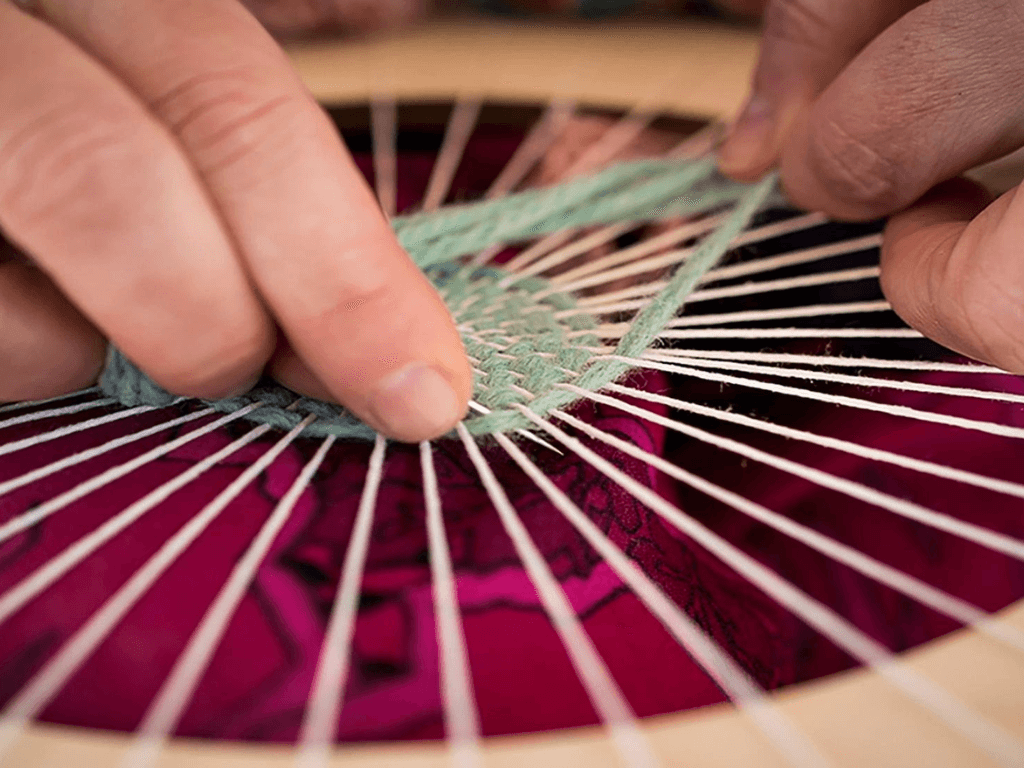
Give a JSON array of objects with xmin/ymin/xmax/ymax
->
[{"xmin": 101, "ymin": 157, "xmax": 779, "ymax": 439}]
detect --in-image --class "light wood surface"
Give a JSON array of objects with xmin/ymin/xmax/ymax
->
[
  {"xmin": 286, "ymin": 16, "xmax": 760, "ymax": 120},
  {"xmin": 11, "ymin": 16, "xmax": 1024, "ymax": 768},
  {"xmin": 11, "ymin": 602, "xmax": 1023, "ymax": 767}
]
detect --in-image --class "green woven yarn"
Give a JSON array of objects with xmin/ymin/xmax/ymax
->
[{"xmin": 101, "ymin": 157, "xmax": 778, "ymax": 440}]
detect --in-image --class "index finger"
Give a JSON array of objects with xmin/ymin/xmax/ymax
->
[{"xmin": 38, "ymin": 0, "xmax": 472, "ymax": 442}]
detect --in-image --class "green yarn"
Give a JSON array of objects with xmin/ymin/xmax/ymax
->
[
  {"xmin": 100, "ymin": 157, "xmax": 778, "ymax": 440},
  {"xmin": 392, "ymin": 156, "xmax": 754, "ymax": 267}
]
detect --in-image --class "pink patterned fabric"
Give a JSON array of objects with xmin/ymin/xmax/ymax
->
[{"xmin": 1, "ymin": 123, "xmax": 1023, "ymax": 745}]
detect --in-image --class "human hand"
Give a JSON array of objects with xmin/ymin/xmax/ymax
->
[
  {"xmin": 0, "ymin": 0, "xmax": 471, "ymax": 442},
  {"xmin": 718, "ymin": 0, "xmax": 1024, "ymax": 373},
  {"xmin": 242, "ymin": 0, "xmax": 429, "ymax": 37}
]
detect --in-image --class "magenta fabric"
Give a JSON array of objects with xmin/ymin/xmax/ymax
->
[{"xmin": 1, "ymin": 121, "xmax": 1023, "ymax": 745}]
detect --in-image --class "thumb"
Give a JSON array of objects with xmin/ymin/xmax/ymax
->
[
  {"xmin": 880, "ymin": 178, "xmax": 1024, "ymax": 374},
  {"xmin": 718, "ymin": 0, "xmax": 923, "ymax": 181},
  {"xmin": 778, "ymin": 0, "xmax": 1024, "ymax": 220}
]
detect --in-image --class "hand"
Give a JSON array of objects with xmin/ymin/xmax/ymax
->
[
  {"xmin": 718, "ymin": 0, "xmax": 1024, "ymax": 373},
  {"xmin": 242, "ymin": 0, "xmax": 429, "ymax": 37},
  {"xmin": 0, "ymin": 0, "xmax": 471, "ymax": 442}
]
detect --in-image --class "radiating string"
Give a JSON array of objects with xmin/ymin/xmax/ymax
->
[
  {"xmin": 0, "ymin": 404, "xmax": 157, "ymax": 459},
  {"xmin": 371, "ymin": 98, "xmax": 398, "ymax": 218},
  {"xmin": 568, "ymin": 265, "xmax": 882, "ymax": 317},
  {"xmin": 514, "ymin": 405, "xmax": 1024, "ymax": 768},
  {"xmin": 500, "ymin": 221, "xmax": 643, "ymax": 284},
  {"xmin": 666, "ymin": 300, "xmax": 892, "ymax": 328},
  {"xmin": 563, "ymin": 106, "xmax": 657, "ymax": 178},
  {"xmin": 0, "ymin": 398, "xmax": 118, "ymax": 431},
  {"xmin": 297, "ymin": 434, "xmax": 387, "ymax": 768},
  {"xmin": 485, "ymin": 99, "xmax": 576, "ymax": 201},
  {"xmin": 653, "ymin": 328, "xmax": 923, "ymax": 340},
  {"xmin": 645, "ymin": 348, "xmax": 1005, "ymax": 374},
  {"xmin": 642, "ymin": 353, "xmax": 1024, "ymax": 404},
  {"xmin": 0, "ymin": 413, "xmax": 282, "ymax": 630},
  {"xmin": 466, "ymin": 399, "xmax": 561, "ymax": 453},
  {"xmin": 497, "ymin": 107, "xmax": 666, "ymax": 275},
  {"xmin": 0, "ymin": 416, "xmax": 314, "ymax": 765},
  {"xmin": 572, "ymin": 232, "xmax": 881, "ymax": 308},
  {"xmin": 508, "ymin": 161, "xmax": 806, "ymax": 290},
  {"xmin": 422, "ymin": 441, "xmax": 482, "ymax": 768},
  {"xmin": 563, "ymin": 384, "xmax": 1024, "ymax": 561},
  {"xmin": 605, "ymin": 382, "xmax": 1024, "ymax": 501},
  {"xmin": 609, "ymin": 356, "xmax": 1024, "ymax": 440},
  {"xmin": 550, "ymin": 407, "xmax": 1024, "ymax": 655},
  {"xmin": 0, "ymin": 408, "xmax": 215, "ymax": 499},
  {"xmin": 0, "ymin": 404, "xmax": 262, "ymax": 547},
  {"xmin": 544, "ymin": 219, "xmax": 839, "ymax": 301},
  {"xmin": 0, "ymin": 387, "xmax": 99, "ymax": 415},
  {"xmin": 456, "ymin": 423, "xmax": 662, "ymax": 768},
  {"xmin": 542, "ymin": 215, "xmax": 724, "ymax": 285},
  {"xmin": 467, "ymin": 100, "xmax": 579, "ymax": 266},
  {"xmin": 493, "ymin": 432, "xmax": 833, "ymax": 768},
  {"xmin": 123, "ymin": 434, "xmax": 336, "ymax": 768},
  {"xmin": 422, "ymin": 99, "xmax": 483, "ymax": 213},
  {"xmin": 544, "ymin": 211, "xmax": 826, "ymax": 289}
]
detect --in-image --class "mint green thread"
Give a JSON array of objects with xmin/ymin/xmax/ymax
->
[{"xmin": 100, "ymin": 158, "xmax": 778, "ymax": 440}]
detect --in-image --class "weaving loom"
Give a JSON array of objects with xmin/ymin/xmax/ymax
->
[{"xmin": 1, "ymin": 17, "xmax": 1023, "ymax": 768}]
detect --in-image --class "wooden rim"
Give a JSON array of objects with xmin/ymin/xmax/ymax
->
[
  {"xmin": 14, "ymin": 18, "xmax": 1024, "ymax": 767},
  {"xmin": 287, "ymin": 15, "xmax": 760, "ymax": 119},
  {"xmin": 15, "ymin": 601, "xmax": 1024, "ymax": 767}
]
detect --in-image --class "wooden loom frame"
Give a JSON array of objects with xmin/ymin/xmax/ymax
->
[{"xmin": 8, "ymin": 16, "xmax": 1024, "ymax": 768}]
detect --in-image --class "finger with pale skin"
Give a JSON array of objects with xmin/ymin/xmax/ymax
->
[
  {"xmin": 880, "ymin": 178, "xmax": 1024, "ymax": 373},
  {"xmin": 0, "ymin": 5, "xmax": 275, "ymax": 400},
  {"xmin": 242, "ymin": 0, "xmax": 430, "ymax": 37},
  {"xmin": 777, "ymin": 0, "xmax": 1024, "ymax": 221},
  {"xmin": 0, "ymin": 261, "xmax": 106, "ymax": 402},
  {"xmin": 718, "ymin": 0, "xmax": 924, "ymax": 181},
  {"xmin": 34, "ymin": 0, "xmax": 470, "ymax": 442}
]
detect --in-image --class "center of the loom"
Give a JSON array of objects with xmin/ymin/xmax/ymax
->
[{"xmin": 430, "ymin": 263, "xmax": 601, "ymax": 427}]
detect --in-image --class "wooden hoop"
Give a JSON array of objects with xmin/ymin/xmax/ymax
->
[{"xmin": 12, "ymin": 17, "xmax": 1024, "ymax": 768}]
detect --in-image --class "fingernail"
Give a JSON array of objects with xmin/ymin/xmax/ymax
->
[
  {"xmin": 719, "ymin": 93, "xmax": 775, "ymax": 175},
  {"xmin": 368, "ymin": 363, "xmax": 464, "ymax": 442}
]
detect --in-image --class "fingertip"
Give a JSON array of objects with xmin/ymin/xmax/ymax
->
[
  {"xmin": 879, "ymin": 177, "xmax": 994, "ymax": 326},
  {"xmin": 878, "ymin": 178, "xmax": 1024, "ymax": 373},
  {"xmin": 779, "ymin": 110, "xmax": 906, "ymax": 221},
  {"xmin": 365, "ymin": 361, "xmax": 469, "ymax": 443},
  {"xmin": 361, "ymin": 305, "xmax": 473, "ymax": 442},
  {"xmin": 147, "ymin": 314, "xmax": 276, "ymax": 402},
  {"xmin": 886, "ymin": 178, "xmax": 994, "ymax": 237},
  {"xmin": 271, "ymin": 320, "xmax": 473, "ymax": 443},
  {"xmin": 274, "ymin": 249, "xmax": 473, "ymax": 443},
  {"xmin": 717, "ymin": 95, "xmax": 780, "ymax": 182},
  {"xmin": 0, "ymin": 262, "xmax": 107, "ymax": 402}
]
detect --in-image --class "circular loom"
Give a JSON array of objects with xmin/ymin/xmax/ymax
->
[{"xmin": 2, "ymin": 16, "xmax": 1024, "ymax": 768}]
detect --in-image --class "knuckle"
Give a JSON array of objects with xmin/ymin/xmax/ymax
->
[
  {"xmin": 0, "ymin": 99, "xmax": 163, "ymax": 237},
  {"xmin": 150, "ymin": 65, "xmax": 311, "ymax": 178},
  {"xmin": 805, "ymin": 116, "xmax": 901, "ymax": 214},
  {"xmin": 153, "ymin": 317, "xmax": 275, "ymax": 400}
]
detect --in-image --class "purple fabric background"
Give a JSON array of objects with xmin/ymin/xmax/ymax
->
[{"xmin": 1, "ymin": 121, "xmax": 1023, "ymax": 745}]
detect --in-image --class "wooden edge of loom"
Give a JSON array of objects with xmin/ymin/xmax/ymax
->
[
  {"xmin": 285, "ymin": 14, "xmax": 760, "ymax": 120},
  {"xmin": 14, "ymin": 17, "xmax": 1024, "ymax": 768},
  {"xmin": 14, "ymin": 600, "xmax": 1024, "ymax": 767}
]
